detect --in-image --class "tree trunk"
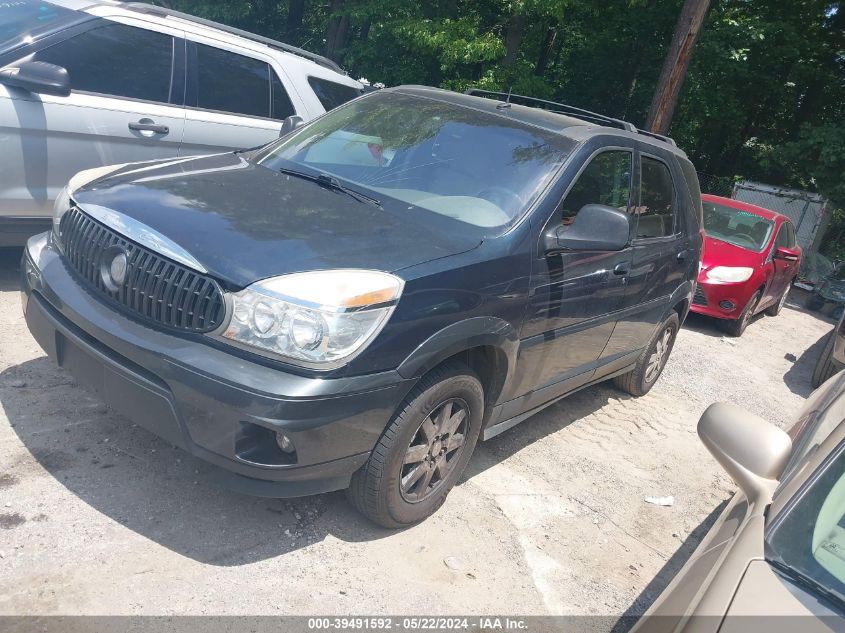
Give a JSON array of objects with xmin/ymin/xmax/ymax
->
[
  {"xmin": 502, "ymin": 14, "xmax": 526, "ymax": 66},
  {"xmin": 535, "ymin": 24, "xmax": 557, "ymax": 76},
  {"xmin": 645, "ymin": 0, "xmax": 710, "ymax": 134},
  {"xmin": 286, "ymin": 0, "xmax": 305, "ymax": 45},
  {"xmin": 360, "ymin": 16, "xmax": 372, "ymax": 42},
  {"xmin": 324, "ymin": 0, "xmax": 350, "ymax": 62}
]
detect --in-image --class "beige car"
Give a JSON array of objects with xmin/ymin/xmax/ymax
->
[{"xmin": 635, "ymin": 372, "xmax": 845, "ymax": 632}]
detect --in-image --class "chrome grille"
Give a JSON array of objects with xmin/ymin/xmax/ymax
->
[
  {"xmin": 58, "ymin": 206, "xmax": 226, "ymax": 333},
  {"xmin": 692, "ymin": 284, "xmax": 708, "ymax": 306}
]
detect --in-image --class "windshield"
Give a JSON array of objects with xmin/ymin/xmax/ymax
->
[
  {"xmin": 703, "ymin": 200, "xmax": 774, "ymax": 252},
  {"xmin": 255, "ymin": 91, "xmax": 576, "ymax": 230},
  {"xmin": 0, "ymin": 1, "xmax": 79, "ymax": 53},
  {"xmin": 767, "ymin": 437, "xmax": 845, "ymax": 609}
]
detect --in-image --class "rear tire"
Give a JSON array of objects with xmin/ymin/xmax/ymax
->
[
  {"xmin": 722, "ymin": 291, "xmax": 761, "ymax": 337},
  {"xmin": 347, "ymin": 361, "xmax": 484, "ymax": 528},
  {"xmin": 614, "ymin": 313, "xmax": 679, "ymax": 397},
  {"xmin": 765, "ymin": 284, "xmax": 790, "ymax": 316},
  {"xmin": 812, "ymin": 331, "xmax": 842, "ymax": 389}
]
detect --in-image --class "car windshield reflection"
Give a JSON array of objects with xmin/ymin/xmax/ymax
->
[{"xmin": 255, "ymin": 91, "xmax": 576, "ymax": 230}]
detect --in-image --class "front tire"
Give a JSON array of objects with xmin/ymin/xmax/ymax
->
[
  {"xmin": 614, "ymin": 312, "xmax": 679, "ymax": 397},
  {"xmin": 347, "ymin": 362, "xmax": 484, "ymax": 528},
  {"xmin": 812, "ymin": 331, "xmax": 842, "ymax": 389},
  {"xmin": 722, "ymin": 291, "xmax": 761, "ymax": 337}
]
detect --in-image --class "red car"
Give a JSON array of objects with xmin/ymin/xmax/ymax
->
[{"xmin": 692, "ymin": 194, "xmax": 801, "ymax": 336}]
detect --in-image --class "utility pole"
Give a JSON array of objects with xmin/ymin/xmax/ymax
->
[{"xmin": 645, "ymin": 0, "xmax": 710, "ymax": 135}]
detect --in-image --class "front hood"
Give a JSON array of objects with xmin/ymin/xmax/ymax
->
[
  {"xmin": 700, "ymin": 235, "xmax": 764, "ymax": 273},
  {"xmin": 71, "ymin": 153, "xmax": 481, "ymax": 288}
]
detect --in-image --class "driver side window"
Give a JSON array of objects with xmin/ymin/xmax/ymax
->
[
  {"xmin": 775, "ymin": 224, "xmax": 790, "ymax": 249},
  {"xmin": 560, "ymin": 150, "xmax": 632, "ymax": 224}
]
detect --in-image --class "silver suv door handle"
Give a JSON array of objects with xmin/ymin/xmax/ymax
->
[{"xmin": 129, "ymin": 119, "xmax": 169, "ymax": 135}]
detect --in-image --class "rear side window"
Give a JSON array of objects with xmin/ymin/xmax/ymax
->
[
  {"xmin": 32, "ymin": 23, "xmax": 174, "ymax": 103},
  {"xmin": 193, "ymin": 44, "xmax": 297, "ymax": 120},
  {"xmin": 307, "ymin": 76, "xmax": 361, "ymax": 111},
  {"xmin": 638, "ymin": 156, "xmax": 676, "ymax": 238},
  {"xmin": 271, "ymin": 71, "xmax": 295, "ymax": 120},
  {"xmin": 195, "ymin": 44, "xmax": 269, "ymax": 118}
]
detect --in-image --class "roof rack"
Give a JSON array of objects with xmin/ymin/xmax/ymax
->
[
  {"xmin": 464, "ymin": 89, "xmax": 676, "ymax": 147},
  {"xmin": 123, "ymin": 2, "xmax": 344, "ymax": 73},
  {"xmin": 635, "ymin": 128, "xmax": 677, "ymax": 146}
]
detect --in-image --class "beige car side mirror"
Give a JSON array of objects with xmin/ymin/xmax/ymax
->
[{"xmin": 698, "ymin": 402, "xmax": 792, "ymax": 505}]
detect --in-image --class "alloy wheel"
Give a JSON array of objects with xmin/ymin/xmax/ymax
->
[
  {"xmin": 399, "ymin": 398, "xmax": 469, "ymax": 503},
  {"xmin": 741, "ymin": 295, "xmax": 757, "ymax": 328},
  {"xmin": 645, "ymin": 326, "xmax": 673, "ymax": 384}
]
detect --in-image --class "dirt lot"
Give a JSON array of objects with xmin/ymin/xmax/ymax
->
[{"xmin": 0, "ymin": 246, "xmax": 834, "ymax": 620}]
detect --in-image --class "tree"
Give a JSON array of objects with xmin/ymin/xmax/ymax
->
[
  {"xmin": 157, "ymin": 0, "xmax": 844, "ymax": 250},
  {"xmin": 645, "ymin": 0, "xmax": 710, "ymax": 134}
]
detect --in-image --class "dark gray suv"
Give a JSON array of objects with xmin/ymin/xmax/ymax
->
[{"xmin": 21, "ymin": 86, "xmax": 703, "ymax": 527}]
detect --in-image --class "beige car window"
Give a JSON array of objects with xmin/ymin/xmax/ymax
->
[{"xmin": 813, "ymin": 472, "xmax": 845, "ymax": 582}]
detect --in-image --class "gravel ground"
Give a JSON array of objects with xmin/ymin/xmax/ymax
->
[{"xmin": 0, "ymin": 246, "xmax": 834, "ymax": 620}]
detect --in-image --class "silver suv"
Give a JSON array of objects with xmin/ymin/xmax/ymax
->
[{"xmin": 0, "ymin": 0, "xmax": 363, "ymax": 246}]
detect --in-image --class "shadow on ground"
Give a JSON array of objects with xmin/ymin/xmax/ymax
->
[
  {"xmin": 784, "ymin": 330, "xmax": 831, "ymax": 397},
  {"xmin": 464, "ymin": 381, "xmax": 630, "ymax": 480},
  {"xmin": 1, "ymin": 352, "xmax": 621, "ymax": 567},
  {"xmin": 610, "ymin": 498, "xmax": 731, "ymax": 632},
  {"xmin": 1, "ymin": 358, "xmax": 394, "ymax": 567}
]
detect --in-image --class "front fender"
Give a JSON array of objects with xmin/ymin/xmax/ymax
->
[{"xmin": 396, "ymin": 316, "xmax": 519, "ymax": 407}]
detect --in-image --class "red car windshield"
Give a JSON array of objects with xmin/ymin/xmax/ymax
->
[{"xmin": 703, "ymin": 201, "xmax": 774, "ymax": 252}]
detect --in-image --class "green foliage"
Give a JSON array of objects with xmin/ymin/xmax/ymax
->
[{"xmin": 158, "ymin": 0, "xmax": 844, "ymax": 249}]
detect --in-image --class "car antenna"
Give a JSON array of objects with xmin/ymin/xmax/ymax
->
[{"xmin": 496, "ymin": 86, "xmax": 513, "ymax": 110}]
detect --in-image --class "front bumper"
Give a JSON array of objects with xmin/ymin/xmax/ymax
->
[
  {"xmin": 21, "ymin": 233, "xmax": 415, "ymax": 497},
  {"xmin": 689, "ymin": 275, "xmax": 756, "ymax": 321}
]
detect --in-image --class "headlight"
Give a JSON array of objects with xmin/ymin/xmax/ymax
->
[
  {"xmin": 705, "ymin": 266, "xmax": 754, "ymax": 283},
  {"xmin": 220, "ymin": 269, "xmax": 403, "ymax": 368}
]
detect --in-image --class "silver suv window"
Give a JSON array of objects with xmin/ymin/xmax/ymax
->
[
  {"xmin": 307, "ymin": 76, "xmax": 361, "ymax": 110},
  {"xmin": 193, "ymin": 43, "xmax": 295, "ymax": 120},
  {"xmin": 32, "ymin": 23, "xmax": 175, "ymax": 103}
]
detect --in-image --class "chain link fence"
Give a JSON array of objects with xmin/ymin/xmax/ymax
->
[{"xmin": 697, "ymin": 172, "xmax": 734, "ymax": 198}]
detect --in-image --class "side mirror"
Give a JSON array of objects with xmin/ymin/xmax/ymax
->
[
  {"xmin": 698, "ymin": 402, "xmax": 792, "ymax": 504},
  {"xmin": 774, "ymin": 246, "xmax": 800, "ymax": 262},
  {"xmin": 0, "ymin": 61, "xmax": 70, "ymax": 97},
  {"xmin": 543, "ymin": 204, "xmax": 630, "ymax": 253},
  {"xmin": 279, "ymin": 115, "xmax": 305, "ymax": 137}
]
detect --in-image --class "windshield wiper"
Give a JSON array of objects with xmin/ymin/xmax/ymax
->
[
  {"xmin": 769, "ymin": 558, "xmax": 845, "ymax": 612},
  {"xmin": 278, "ymin": 167, "xmax": 381, "ymax": 208}
]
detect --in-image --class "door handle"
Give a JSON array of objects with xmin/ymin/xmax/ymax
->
[
  {"xmin": 676, "ymin": 250, "xmax": 687, "ymax": 261},
  {"xmin": 129, "ymin": 119, "xmax": 169, "ymax": 134},
  {"xmin": 613, "ymin": 263, "xmax": 629, "ymax": 276}
]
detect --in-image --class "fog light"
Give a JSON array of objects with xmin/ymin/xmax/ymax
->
[
  {"xmin": 719, "ymin": 300, "xmax": 736, "ymax": 311},
  {"xmin": 276, "ymin": 433, "xmax": 295, "ymax": 453}
]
